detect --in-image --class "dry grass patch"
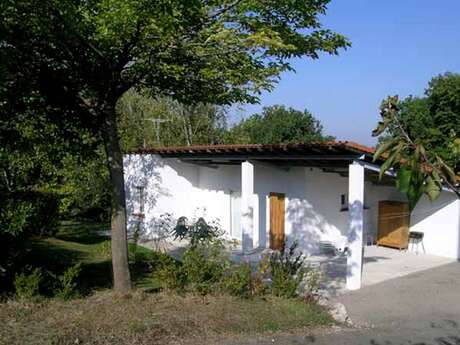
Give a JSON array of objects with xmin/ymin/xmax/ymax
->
[{"xmin": 0, "ymin": 291, "xmax": 332, "ymax": 345}]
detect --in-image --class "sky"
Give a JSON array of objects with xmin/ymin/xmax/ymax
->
[{"xmin": 234, "ymin": 0, "xmax": 460, "ymax": 146}]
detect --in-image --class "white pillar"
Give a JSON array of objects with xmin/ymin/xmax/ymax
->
[
  {"xmin": 241, "ymin": 161, "xmax": 254, "ymax": 252},
  {"xmin": 347, "ymin": 162, "xmax": 365, "ymax": 290}
]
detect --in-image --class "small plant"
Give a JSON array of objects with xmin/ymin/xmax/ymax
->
[
  {"xmin": 14, "ymin": 267, "xmax": 42, "ymax": 301},
  {"xmin": 221, "ymin": 263, "xmax": 253, "ymax": 298},
  {"xmin": 56, "ymin": 263, "xmax": 82, "ymax": 300},
  {"xmin": 269, "ymin": 241, "xmax": 307, "ymax": 298},
  {"xmin": 181, "ymin": 241, "xmax": 229, "ymax": 295},
  {"xmin": 152, "ymin": 251, "xmax": 186, "ymax": 291},
  {"xmin": 155, "ymin": 261, "xmax": 186, "ymax": 291},
  {"xmin": 271, "ymin": 266, "xmax": 304, "ymax": 298},
  {"xmin": 94, "ymin": 240, "xmax": 111, "ymax": 258},
  {"xmin": 301, "ymin": 266, "xmax": 321, "ymax": 301},
  {"xmin": 129, "ymin": 221, "xmax": 142, "ymax": 263},
  {"xmin": 252, "ymin": 255, "xmax": 271, "ymax": 296}
]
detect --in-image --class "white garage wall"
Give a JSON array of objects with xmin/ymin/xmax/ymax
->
[{"xmin": 410, "ymin": 193, "xmax": 460, "ymax": 259}]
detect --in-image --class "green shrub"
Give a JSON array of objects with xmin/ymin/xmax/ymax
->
[
  {"xmin": 271, "ymin": 266, "xmax": 304, "ymax": 298},
  {"xmin": 56, "ymin": 263, "xmax": 82, "ymax": 300},
  {"xmin": 269, "ymin": 241, "xmax": 307, "ymax": 298},
  {"xmin": 181, "ymin": 241, "xmax": 229, "ymax": 295},
  {"xmin": 0, "ymin": 191, "xmax": 59, "ymax": 238},
  {"xmin": 94, "ymin": 240, "xmax": 111, "ymax": 258},
  {"xmin": 151, "ymin": 250, "xmax": 186, "ymax": 291},
  {"xmin": 155, "ymin": 261, "xmax": 186, "ymax": 291},
  {"xmin": 252, "ymin": 255, "xmax": 270, "ymax": 296},
  {"xmin": 14, "ymin": 267, "xmax": 42, "ymax": 300},
  {"xmin": 221, "ymin": 263, "xmax": 252, "ymax": 298},
  {"xmin": 301, "ymin": 266, "xmax": 321, "ymax": 301},
  {"xmin": 149, "ymin": 250, "xmax": 176, "ymax": 272}
]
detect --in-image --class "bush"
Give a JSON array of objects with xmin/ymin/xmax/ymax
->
[
  {"xmin": 221, "ymin": 263, "xmax": 253, "ymax": 298},
  {"xmin": 269, "ymin": 241, "xmax": 308, "ymax": 298},
  {"xmin": 151, "ymin": 251, "xmax": 186, "ymax": 291},
  {"xmin": 155, "ymin": 261, "xmax": 186, "ymax": 291},
  {"xmin": 55, "ymin": 263, "xmax": 82, "ymax": 300},
  {"xmin": 14, "ymin": 267, "xmax": 42, "ymax": 301},
  {"xmin": 271, "ymin": 266, "xmax": 304, "ymax": 298},
  {"xmin": 0, "ymin": 191, "xmax": 59, "ymax": 238},
  {"xmin": 0, "ymin": 191, "xmax": 58, "ymax": 292},
  {"xmin": 252, "ymin": 255, "xmax": 271, "ymax": 296},
  {"xmin": 153, "ymin": 221, "xmax": 320, "ymax": 300},
  {"xmin": 181, "ymin": 241, "xmax": 229, "ymax": 295},
  {"xmin": 300, "ymin": 266, "xmax": 321, "ymax": 301}
]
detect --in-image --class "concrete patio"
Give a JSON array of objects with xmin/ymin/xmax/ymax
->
[{"xmin": 311, "ymin": 245, "xmax": 456, "ymax": 295}]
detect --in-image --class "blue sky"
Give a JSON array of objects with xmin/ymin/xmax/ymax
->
[{"xmin": 235, "ymin": 0, "xmax": 460, "ymax": 146}]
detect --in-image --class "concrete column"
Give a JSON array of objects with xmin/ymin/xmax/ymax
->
[
  {"xmin": 241, "ymin": 161, "xmax": 254, "ymax": 252},
  {"xmin": 347, "ymin": 162, "xmax": 365, "ymax": 290}
]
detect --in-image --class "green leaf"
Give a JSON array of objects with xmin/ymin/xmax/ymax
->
[
  {"xmin": 437, "ymin": 156, "xmax": 457, "ymax": 183},
  {"xmin": 372, "ymin": 117, "xmax": 391, "ymax": 137},
  {"xmin": 396, "ymin": 168, "xmax": 411, "ymax": 194},
  {"xmin": 378, "ymin": 142, "xmax": 404, "ymax": 179},
  {"xmin": 425, "ymin": 176, "xmax": 441, "ymax": 201},
  {"xmin": 373, "ymin": 139, "xmax": 399, "ymax": 162}
]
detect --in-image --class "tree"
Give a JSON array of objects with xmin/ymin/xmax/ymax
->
[
  {"xmin": 1, "ymin": 0, "xmax": 349, "ymax": 292},
  {"xmin": 372, "ymin": 74, "xmax": 460, "ymax": 210},
  {"xmin": 377, "ymin": 73, "xmax": 460, "ymax": 173},
  {"xmin": 117, "ymin": 90, "xmax": 227, "ymax": 150},
  {"xmin": 225, "ymin": 105, "xmax": 333, "ymax": 144}
]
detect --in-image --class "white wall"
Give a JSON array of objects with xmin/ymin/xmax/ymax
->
[
  {"xmin": 123, "ymin": 154, "xmax": 240, "ymax": 239},
  {"xmin": 124, "ymin": 154, "xmax": 460, "ymax": 259},
  {"xmin": 124, "ymin": 154, "xmax": 354, "ymax": 254},
  {"xmin": 253, "ymin": 166, "xmax": 350, "ymax": 254},
  {"xmin": 410, "ymin": 193, "xmax": 460, "ymax": 259}
]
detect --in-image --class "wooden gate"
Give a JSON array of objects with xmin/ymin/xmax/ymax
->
[
  {"xmin": 269, "ymin": 193, "xmax": 285, "ymax": 250},
  {"xmin": 377, "ymin": 200, "xmax": 410, "ymax": 250}
]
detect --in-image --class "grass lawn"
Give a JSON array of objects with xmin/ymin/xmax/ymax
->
[
  {"xmin": 1, "ymin": 222, "xmax": 333, "ymax": 345},
  {"xmin": 17, "ymin": 221, "xmax": 154, "ymax": 293}
]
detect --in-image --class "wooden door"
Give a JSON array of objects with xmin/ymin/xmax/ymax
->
[
  {"xmin": 269, "ymin": 193, "xmax": 285, "ymax": 250},
  {"xmin": 377, "ymin": 201, "xmax": 410, "ymax": 250}
]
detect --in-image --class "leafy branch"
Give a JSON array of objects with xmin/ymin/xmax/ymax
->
[{"xmin": 373, "ymin": 96, "xmax": 459, "ymax": 209}]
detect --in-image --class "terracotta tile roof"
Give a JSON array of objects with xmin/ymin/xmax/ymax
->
[{"xmin": 128, "ymin": 141, "xmax": 376, "ymax": 157}]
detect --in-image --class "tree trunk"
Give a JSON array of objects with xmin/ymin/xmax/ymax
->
[{"xmin": 101, "ymin": 104, "xmax": 131, "ymax": 293}]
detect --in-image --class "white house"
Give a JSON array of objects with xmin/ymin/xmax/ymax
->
[{"xmin": 123, "ymin": 141, "xmax": 460, "ymax": 290}]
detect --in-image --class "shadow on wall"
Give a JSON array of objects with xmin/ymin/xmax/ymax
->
[
  {"xmin": 411, "ymin": 192, "xmax": 459, "ymax": 228},
  {"xmin": 285, "ymin": 170, "xmax": 349, "ymax": 255},
  {"xmin": 346, "ymin": 199, "xmax": 363, "ymax": 280},
  {"xmin": 242, "ymin": 206, "xmax": 254, "ymax": 250},
  {"xmin": 286, "ymin": 199, "xmax": 325, "ymax": 255},
  {"xmin": 124, "ymin": 154, "xmax": 171, "ymax": 238},
  {"xmin": 257, "ymin": 195, "xmax": 267, "ymax": 248},
  {"xmin": 247, "ymin": 166, "xmax": 351, "ymax": 255}
]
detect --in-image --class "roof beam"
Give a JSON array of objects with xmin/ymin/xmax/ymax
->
[
  {"xmin": 176, "ymin": 154, "xmax": 360, "ymax": 161},
  {"xmin": 249, "ymin": 160, "xmax": 290, "ymax": 172},
  {"xmin": 179, "ymin": 160, "xmax": 219, "ymax": 169}
]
